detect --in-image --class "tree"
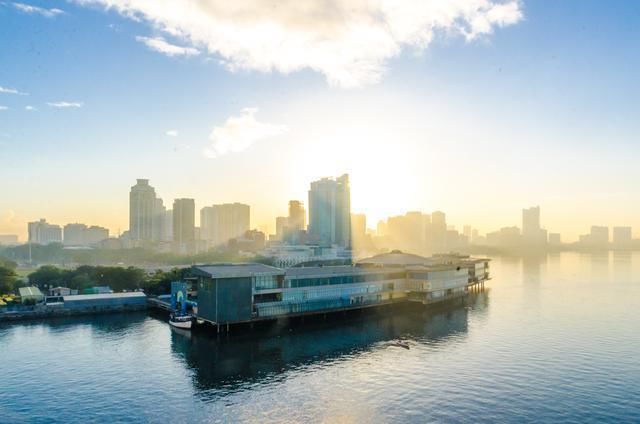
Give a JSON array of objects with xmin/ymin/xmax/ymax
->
[
  {"xmin": 28, "ymin": 265, "xmax": 64, "ymax": 289},
  {"xmin": 0, "ymin": 265, "xmax": 18, "ymax": 294}
]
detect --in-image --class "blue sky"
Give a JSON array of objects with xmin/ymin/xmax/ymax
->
[{"xmin": 1, "ymin": 0, "xmax": 639, "ymax": 240}]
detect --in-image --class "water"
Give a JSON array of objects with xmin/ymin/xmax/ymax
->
[{"xmin": 2, "ymin": 252, "xmax": 640, "ymax": 423}]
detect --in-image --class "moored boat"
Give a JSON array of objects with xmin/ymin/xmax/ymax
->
[{"xmin": 169, "ymin": 313, "xmax": 192, "ymax": 329}]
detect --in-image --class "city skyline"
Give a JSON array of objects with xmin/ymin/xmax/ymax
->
[
  {"xmin": 2, "ymin": 1, "xmax": 640, "ymax": 241},
  {"xmin": 3, "ymin": 176, "xmax": 639, "ymax": 248}
]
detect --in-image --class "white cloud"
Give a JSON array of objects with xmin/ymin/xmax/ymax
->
[
  {"xmin": 73, "ymin": 0, "xmax": 523, "ymax": 88},
  {"xmin": 0, "ymin": 106, "xmax": 8, "ymax": 111},
  {"xmin": 204, "ymin": 108, "xmax": 287, "ymax": 158},
  {"xmin": 25, "ymin": 105, "xmax": 37, "ymax": 111},
  {"xmin": 0, "ymin": 85, "xmax": 28, "ymax": 95},
  {"xmin": 13, "ymin": 2, "xmax": 64, "ymax": 18},
  {"xmin": 136, "ymin": 36, "xmax": 200, "ymax": 57},
  {"xmin": 165, "ymin": 129, "xmax": 178, "ymax": 136},
  {"xmin": 47, "ymin": 101, "xmax": 83, "ymax": 108}
]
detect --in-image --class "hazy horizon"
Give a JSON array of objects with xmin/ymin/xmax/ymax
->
[{"xmin": 2, "ymin": 1, "xmax": 640, "ymax": 241}]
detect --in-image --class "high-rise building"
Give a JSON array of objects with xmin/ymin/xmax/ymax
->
[
  {"xmin": 129, "ymin": 179, "xmax": 157, "ymax": 241},
  {"xmin": 350, "ymin": 213, "xmax": 367, "ymax": 250},
  {"xmin": 163, "ymin": 209, "xmax": 173, "ymax": 242},
  {"xmin": 522, "ymin": 206, "xmax": 546, "ymax": 245},
  {"xmin": 430, "ymin": 211, "xmax": 447, "ymax": 252},
  {"xmin": 63, "ymin": 223, "xmax": 87, "ymax": 246},
  {"xmin": 152, "ymin": 198, "xmax": 166, "ymax": 242},
  {"xmin": 522, "ymin": 206, "xmax": 540, "ymax": 237},
  {"xmin": 308, "ymin": 174, "xmax": 351, "ymax": 247},
  {"xmin": 200, "ymin": 206, "xmax": 216, "ymax": 243},
  {"xmin": 64, "ymin": 223, "xmax": 110, "ymax": 246},
  {"xmin": 85, "ymin": 226, "xmax": 109, "ymax": 245},
  {"xmin": 28, "ymin": 219, "xmax": 62, "ymax": 245},
  {"xmin": 612, "ymin": 226, "xmax": 632, "ymax": 247},
  {"xmin": 200, "ymin": 203, "xmax": 250, "ymax": 247},
  {"xmin": 590, "ymin": 226, "xmax": 609, "ymax": 246},
  {"xmin": 288, "ymin": 200, "xmax": 306, "ymax": 232},
  {"xmin": 275, "ymin": 216, "xmax": 288, "ymax": 240},
  {"xmin": 173, "ymin": 199, "xmax": 195, "ymax": 244}
]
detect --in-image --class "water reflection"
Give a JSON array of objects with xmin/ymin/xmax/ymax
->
[{"xmin": 169, "ymin": 290, "xmax": 489, "ymax": 396}]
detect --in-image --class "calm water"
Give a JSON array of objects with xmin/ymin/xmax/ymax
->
[{"xmin": 2, "ymin": 252, "xmax": 640, "ymax": 423}]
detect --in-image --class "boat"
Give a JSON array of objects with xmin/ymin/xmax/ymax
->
[
  {"xmin": 169, "ymin": 313, "xmax": 192, "ymax": 329},
  {"xmin": 388, "ymin": 340, "xmax": 410, "ymax": 350}
]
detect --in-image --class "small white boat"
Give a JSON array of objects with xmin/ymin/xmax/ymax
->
[{"xmin": 169, "ymin": 314, "xmax": 192, "ymax": 329}]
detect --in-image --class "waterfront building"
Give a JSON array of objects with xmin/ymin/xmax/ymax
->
[
  {"xmin": 173, "ymin": 198, "xmax": 196, "ymax": 245},
  {"xmin": 190, "ymin": 251, "xmax": 489, "ymax": 326},
  {"xmin": 61, "ymin": 292, "xmax": 146, "ymax": 311},
  {"xmin": 308, "ymin": 174, "xmax": 351, "ymax": 247},
  {"xmin": 260, "ymin": 244, "xmax": 352, "ymax": 268},
  {"xmin": 200, "ymin": 203, "xmax": 250, "ymax": 247},
  {"xmin": 18, "ymin": 286, "xmax": 44, "ymax": 304},
  {"xmin": 28, "ymin": 219, "xmax": 62, "ymax": 245}
]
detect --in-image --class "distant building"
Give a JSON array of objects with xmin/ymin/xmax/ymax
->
[
  {"xmin": 288, "ymin": 200, "xmax": 306, "ymax": 232},
  {"xmin": 486, "ymin": 226, "xmax": 521, "ymax": 248},
  {"xmin": 0, "ymin": 234, "xmax": 19, "ymax": 246},
  {"xmin": 153, "ymin": 198, "xmax": 166, "ymax": 242},
  {"xmin": 430, "ymin": 211, "xmax": 447, "ymax": 252},
  {"xmin": 612, "ymin": 227, "xmax": 632, "ymax": 247},
  {"xmin": 129, "ymin": 179, "xmax": 157, "ymax": 241},
  {"xmin": 275, "ymin": 216, "xmax": 288, "ymax": 241},
  {"xmin": 522, "ymin": 206, "xmax": 546, "ymax": 245},
  {"xmin": 63, "ymin": 223, "xmax": 109, "ymax": 246},
  {"xmin": 308, "ymin": 174, "xmax": 351, "ymax": 247},
  {"xmin": 260, "ymin": 244, "xmax": 352, "ymax": 268},
  {"xmin": 163, "ymin": 209, "xmax": 173, "ymax": 242},
  {"xmin": 173, "ymin": 198, "xmax": 196, "ymax": 244},
  {"xmin": 548, "ymin": 233, "xmax": 562, "ymax": 245},
  {"xmin": 63, "ymin": 223, "xmax": 87, "ymax": 246},
  {"xmin": 85, "ymin": 226, "xmax": 109, "ymax": 245},
  {"xmin": 18, "ymin": 286, "xmax": 44, "ymax": 304},
  {"xmin": 590, "ymin": 226, "xmax": 609, "ymax": 246},
  {"xmin": 229, "ymin": 229, "xmax": 266, "ymax": 252},
  {"xmin": 200, "ymin": 203, "xmax": 250, "ymax": 247},
  {"xmin": 351, "ymin": 213, "xmax": 366, "ymax": 244},
  {"xmin": 28, "ymin": 219, "xmax": 62, "ymax": 245}
]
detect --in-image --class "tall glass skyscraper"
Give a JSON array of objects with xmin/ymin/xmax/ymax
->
[
  {"xmin": 129, "ymin": 179, "xmax": 157, "ymax": 241},
  {"xmin": 308, "ymin": 174, "xmax": 351, "ymax": 247}
]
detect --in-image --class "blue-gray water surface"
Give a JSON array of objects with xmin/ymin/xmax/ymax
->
[{"xmin": 2, "ymin": 252, "xmax": 640, "ymax": 423}]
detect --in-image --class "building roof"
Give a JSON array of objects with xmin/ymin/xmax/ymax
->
[
  {"xmin": 357, "ymin": 251, "xmax": 438, "ymax": 267},
  {"xmin": 18, "ymin": 286, "xmax": 44, "ymax": 297},
  {"xmin": 192, "ymin": 263, "xmax": 284, "ymax": 279},
  {"xmin": 285, "ymin": 265, "xmax": 393, "ymax": 278},
  {"xmin": 62, "ymin": 292, "xmax": 146, "ymax": 302}
]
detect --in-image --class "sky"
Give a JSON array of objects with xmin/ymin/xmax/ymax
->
[{"xmin": 1, "ymin": 0, "xmax": 639, "ymax": 242}]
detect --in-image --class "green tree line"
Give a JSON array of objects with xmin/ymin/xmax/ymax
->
[{"xmin": 24, "ymin": 265, "xmax": 191, "ymax": 296}]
